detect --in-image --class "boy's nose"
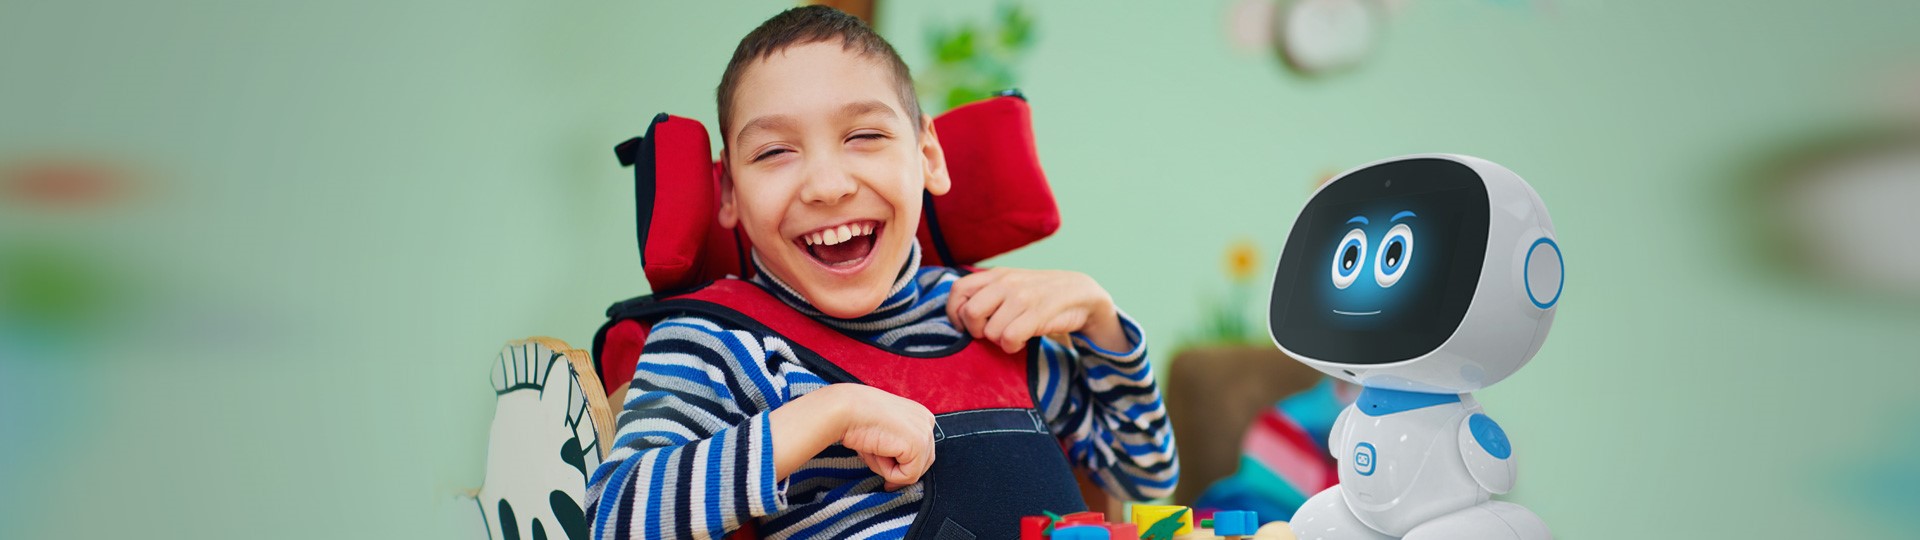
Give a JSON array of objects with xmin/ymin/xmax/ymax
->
[{"xmin": 799, "ymin": 157, "xmax": 859, "ymax": 205}]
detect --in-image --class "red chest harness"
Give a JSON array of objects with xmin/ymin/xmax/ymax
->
[{"xmin": 599, "ymin": 279, "xmax": 1087, "ymax": 539}]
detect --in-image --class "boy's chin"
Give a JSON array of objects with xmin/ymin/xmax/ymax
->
[
  {"xmin": 787, "ymin": 261, "xmax": 896, "ymax": 318},
  {"xmin": 777, "ymin": 239, "xmax": 909, "ymax": 318},
  {"xmin": 801, "ymin": 284, "xmax": 888, "ymax": 318},
  {"xmin": 812, "ymin": 298, "xmax": 885, "ymax": 319}
]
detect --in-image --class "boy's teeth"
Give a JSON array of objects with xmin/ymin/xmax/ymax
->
[{"xmin": 802, "ymin": 222, "xmax": 878, "ymax": 248}]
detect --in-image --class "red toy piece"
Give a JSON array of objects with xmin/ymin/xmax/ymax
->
[
  {"xmin": 1061, "ymin": 511, "xmax": 1107, "ymax": 527},
  {"xmin": 1022, "ymin": 515, "xmax": 1054, "ymax": 540}
]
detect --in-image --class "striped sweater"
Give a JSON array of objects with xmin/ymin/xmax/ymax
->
[{"xmin": 588, "ymin": 242, "xmax": 1178, "ymax": 539}]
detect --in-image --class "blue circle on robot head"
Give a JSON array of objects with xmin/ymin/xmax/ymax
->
[
  {"xmin": 1353, "ymin": 442, "xmax": 1378, "ymax": 476},
  {"xmin": 1525, "ymin": 237, "xmax": 1563, "ymax": 309}
]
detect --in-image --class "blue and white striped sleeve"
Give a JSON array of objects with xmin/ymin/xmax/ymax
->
[
  {"xmin": 587, "ymin": 315, "xmax": 792, "ymax": 540},
  {"xmin": 1033, "ymin": 310, "xmax": 1180, "ymax": 502}
]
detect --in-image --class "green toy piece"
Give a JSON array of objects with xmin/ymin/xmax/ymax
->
[
  {"xmin": 1043, "ymin": 510, "xmax": 1064, "ymax": 535},
  {"xmin": 1140, "ymin": 508, "xmax": 1189, "ymax": 540}
]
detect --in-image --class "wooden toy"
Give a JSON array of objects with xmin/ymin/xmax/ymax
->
[{"xmin": 1252, "ymin": 521, "xmax": 1296, "ymax": 540}]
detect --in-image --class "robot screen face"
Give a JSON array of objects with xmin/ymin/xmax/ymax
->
[{"xmin": 1269, "ymin": 158, "xmax": 1491, "ymax": 365}]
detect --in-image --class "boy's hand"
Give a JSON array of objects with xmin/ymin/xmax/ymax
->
[
  {"xmin": 836, "ymin": 384, "xmax": 937, "ymax": 491},
  {"xmin": 946, "ymin": 268, "xmax": 1131, "ymax": 354},
  {"xmin": 794, "ymin": 384, "xmax": 937, "ymax": 491}
]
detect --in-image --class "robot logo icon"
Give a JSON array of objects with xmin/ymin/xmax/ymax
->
[{"xmin": 1354, "ymin": 442, "xmax": 1378, "ymax": 476}]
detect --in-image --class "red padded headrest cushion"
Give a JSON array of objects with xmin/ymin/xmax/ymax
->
[{"xmin": 614, "ymin": 95, "xmax": 1058, "ymax": 293}]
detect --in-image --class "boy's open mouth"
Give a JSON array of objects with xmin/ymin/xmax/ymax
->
[{"xmin": 794, "ymin": 220, "xmax": 882, "ymax": 270}]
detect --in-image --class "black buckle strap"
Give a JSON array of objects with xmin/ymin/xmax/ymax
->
[{"xmin": 931, "ymin": 408, "xmax": 1048, "ymax": 443}]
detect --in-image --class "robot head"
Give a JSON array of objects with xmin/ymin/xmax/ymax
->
[{"xmin": 1267, "ymin": 154, "xmax": 1561, "ymax": 393}]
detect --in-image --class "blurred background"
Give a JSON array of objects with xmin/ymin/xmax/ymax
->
[{"xmin": 4, "ymin": 0, "xmax": 1919, "ymax": 538}]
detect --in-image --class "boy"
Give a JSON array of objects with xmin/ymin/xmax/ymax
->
[{"xmin": 588, "ymin": 6, "xmax": 1177, "ymax": 539}]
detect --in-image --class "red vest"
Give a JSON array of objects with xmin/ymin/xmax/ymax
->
[{"xmin": 596, "ymin": 279, "xmax": 1087, "ymax": 540}]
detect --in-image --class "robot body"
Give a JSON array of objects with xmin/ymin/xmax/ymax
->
[
  {"xmin": 1334, "ymin": 390, "xmax": 1485, "ymax": 535},
  {"xmin": 1317, "ymin": 387, "xmax": 1545, "ymax": 539},
  {"xmin": 1268, "ymin": 155, "xmax": 1560, "ymax": 539}
]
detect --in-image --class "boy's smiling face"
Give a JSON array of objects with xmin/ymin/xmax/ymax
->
[{"xmin": 720, "ymin": 41, "xmax": 950, "ymax": 319}]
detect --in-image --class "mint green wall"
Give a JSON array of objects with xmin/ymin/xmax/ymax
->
[{"xmin": 3, "ymin": 1, "xmax": 1917, "ymax": 538}]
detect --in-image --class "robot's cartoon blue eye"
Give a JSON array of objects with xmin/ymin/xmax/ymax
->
[
  {"xmin": 1375, "ymin": 223, "xmax": 1414, "ymax": 287},
  {"xmin": 1331, "ymin": 228, "xmax": 1368, "ymax": 289}
]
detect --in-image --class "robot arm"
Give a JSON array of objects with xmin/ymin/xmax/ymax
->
[{"xmin": 1457, "ymin": 413, "xmax": 1517, "ymax": 494}]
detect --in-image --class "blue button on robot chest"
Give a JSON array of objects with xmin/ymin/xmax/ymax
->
[{"xmin": 1354, "ymin": 442, "xmax": 1378, "ymax": 476}]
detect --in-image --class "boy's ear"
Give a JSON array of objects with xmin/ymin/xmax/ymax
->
[
  {"xmin": 716, "ymin": 154, "xmax": 739, "ymax": 229},
  {"xmin": 919, "ymin": 114, "xmax": 952, "ymax": 196}
]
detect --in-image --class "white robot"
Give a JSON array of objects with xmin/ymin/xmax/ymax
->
[{"xmin": 1267, "ymin": 154, "xmax": 1561, "ymax": 540}]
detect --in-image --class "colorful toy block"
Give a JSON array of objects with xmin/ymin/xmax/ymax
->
[
  {"xmin": 1208, "ymin": 510, "xmax": 1260, "ymax": 536},
  {"xmin": 1061, "ymin": 511, "xmax": 1107, "ymax": 526},
  {"xmin": 1053, "ymin": 525, "xmax": 1111, "ymax": 540},
  {"xmin": 1022, "ymin": 515, "xmax": 1053, "ymax": 540},
  {"xmin": 1131, "ymin": 505, "xmax": 1193, "ymax": 538}
]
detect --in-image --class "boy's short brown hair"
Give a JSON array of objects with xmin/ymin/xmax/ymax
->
[{"xmin": 716, "ymin": 5, "xmax": 922, "ymax": 147}]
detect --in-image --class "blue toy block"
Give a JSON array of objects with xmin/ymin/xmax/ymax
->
[
  {"xmin": 1211, "ymin": 510, "xmax": 1259, "ymax": 536},
  {"xmin": 1052, "ymin": 525, "xmax": 1112, "ymax": 540}
]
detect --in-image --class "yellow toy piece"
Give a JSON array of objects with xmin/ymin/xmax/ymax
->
[{"xmin": 1132, "ymin": 504, "xmax": 1194, "ymax": 536}]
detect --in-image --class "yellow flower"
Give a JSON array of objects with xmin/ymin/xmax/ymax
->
[{"xmin": 1225, "ymin": 240, "xmax": 1258, "ymax": 281}]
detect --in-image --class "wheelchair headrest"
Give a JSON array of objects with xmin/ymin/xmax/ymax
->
[{"xmin": 614, "ymin": 94, "xmax": 1059, "ymax": 293}]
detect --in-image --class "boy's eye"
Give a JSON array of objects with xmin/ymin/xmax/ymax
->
[
  {"xmin": 750, "ymin": 147, "xmax": 791, "ymax": 163},
  {"xmin": 847, "ymin": 132, "xmax": 887, "ymax": 143}
]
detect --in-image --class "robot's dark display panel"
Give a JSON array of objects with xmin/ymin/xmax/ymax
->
[{"xmin": 1269, "ymin": 158, "xmax": 1490, "ymax": 365}]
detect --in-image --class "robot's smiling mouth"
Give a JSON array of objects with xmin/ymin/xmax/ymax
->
[{"xmin": 1333, "ymin": 309, "xmax": 1382, "ymax": 316}]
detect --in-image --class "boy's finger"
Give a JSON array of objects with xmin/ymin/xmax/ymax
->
[
  {"xmin": 959, "ymin": 287, "xmax": 1007, "ymax": 339},
  {"xmin": 1000, "ymin": 310, "xmax": 1047, "ymax": 354},
  {"xmin": 900, "ymin": 446, "xmax": 932, "ymax": 484},
  {"xmin": 882, "ymin": 462, "xmax": 909, "ymax": 487},
  {"xmin": 860, "ymin": 453, "xmax": 895, "ymax": 479},
  {"xmin": 892, "ymin": 433, "xmax": 922, "ymax": 467},
  {"xmin": 879, "ymin": 455, "xmax": 909, "ymax": 477},
  {"xmin": 946, "ymin": 289, "xmax": 974, "ymax": 333},
  {"xmin": 946, "ymin": 295, "xmax": 965, "ymax": 332},
  {"xmin": 1038, "ymin": 311, "xmax": 1083, "ymax": 338},
  {"xmin": 947, "ymin": 271, "xmax": 1004, "ymax": 329},
  {"xmin": 948, "ymin": 268, "xmax": 1004, "ymax": 299},
  {"xmin": 983, "ymin": 302, "xmax": 1031, "ymax": 352}
]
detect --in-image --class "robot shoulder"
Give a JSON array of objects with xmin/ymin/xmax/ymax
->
[{"xmin": 1457, "ymin": 413, "xmax": 1517, "ymax": 494}]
